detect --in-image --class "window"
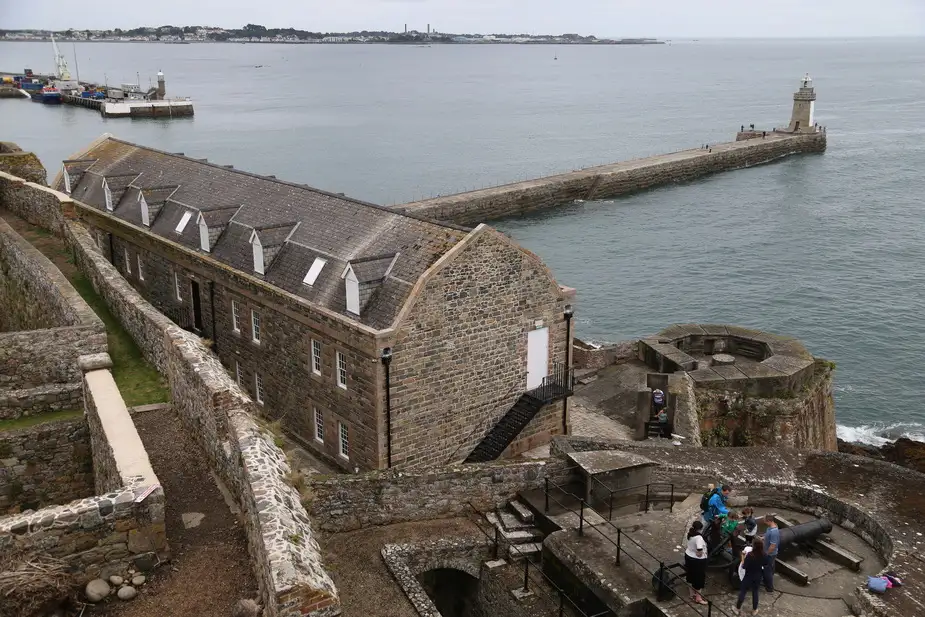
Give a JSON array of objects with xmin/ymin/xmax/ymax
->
[
  {"xmin": 124, "ymin": 248, "xmax": 131, "ymax": 275},
  {"xmin": 344, "ymin": 265, "xmax": 360, "ymax": 315},
  {"xmin": 338, "ymin": 422, "xmax": 349, "ymax": 459},
  {"xmin": 231, "ymin": 300, "xmax": 241, "ymax": 332},
  {"xmin": 137, "ymin": 255, "xmax": 144, "ymax": 281},
  {"xmin": 235, "ymin": 362, "xmax": 243, "ymax": 386},
  {"xmin": 175, "ymin": 210, "xmax": 192, "ymax": 234},
  {"xmin": 255, "ymin": 373, "xmax": 264, "ymax": 405},
  {"xmin": 174, "ymin": 271, "xmax": 182, "ymax": 302},
  {"xmin": 303, "ymin": 257, "xmax": 327, "ymax": 286},
  {"xmin": 63, "ymin": 166, "xmax": 71, "ymax": 193},
  {"xmin": 311, "ymin": 340, "xmax": 322, "ymax": 375},
  {"xmin": 250, "ymin": 232, "xmax": 264, "ymax": 275},
  {"xmin": 103, "ymin": 179, "xmax": 113, "ymax": 211},
  {"xmin": 314, "ymin": 408, "xmax": 324, "ymax": 443},
  {"xmin": 336, "ymin": 351, "xmax": 347, "ymax": 389},
  {"xmin": 251, "ymin": 310, "xmax": 261, "ymax": 343},
  {"xmin": 139, "ymin": 192, "xmax": 150, "ymax": 227}
]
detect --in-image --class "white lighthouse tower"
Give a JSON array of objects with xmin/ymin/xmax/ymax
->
[
  {"xmin": 787, "ymin": 73, "xmax": 817, "ymax": 133},
  {"xmin": 156, "ymin": 71, "xmax": 166, "ymax": 100}
]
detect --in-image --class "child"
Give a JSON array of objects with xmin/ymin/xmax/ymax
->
[
  {"xmin": 723, "ymin": 511, "xmax": 741, "ymax": 537},
  {"xmin": 742, "ymin": 507, "xmax": 758, "ymax": 541}
]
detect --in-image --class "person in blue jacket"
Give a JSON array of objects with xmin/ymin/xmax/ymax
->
[{"xmin": 704, "ymin": 485, "xmax": 732, "ymax": 524}]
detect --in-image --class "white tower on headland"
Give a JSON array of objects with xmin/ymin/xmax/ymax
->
[
  {"xmin": 156, "ymin": 71, "xmax": 166, "ymax": 100},
  {"xmin": 788, "ymin": 73, "xmax": 817, "ymax": 133}
]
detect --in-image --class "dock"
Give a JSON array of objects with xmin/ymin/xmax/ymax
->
[{"xmin": 60, "ymin": 94, "xmax": 194, "ymax": 118}]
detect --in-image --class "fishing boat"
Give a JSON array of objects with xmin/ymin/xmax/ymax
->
[{"xmin": 32, "ymin": 85, "xmax": 62, "ymax": 104}]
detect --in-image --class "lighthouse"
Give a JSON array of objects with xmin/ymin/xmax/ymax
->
[
  {"xmin": 156, "ymin": 71, "xmax": 166, "ymax": 100},
  {"xmin": 787, "ymin": 73, "xmax": 817, "ymax": 133}
]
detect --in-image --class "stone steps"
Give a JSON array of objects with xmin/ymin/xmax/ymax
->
[
  {"xmin": 508, "ymin": 498, "xmax": 534, "ymax": 524},
  {"xmin": 508, "ymin": 542, "xmax": 542, "ymax": 561}
]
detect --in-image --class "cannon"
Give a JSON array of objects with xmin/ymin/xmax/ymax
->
[{"xmin": 778, "ymin": 518, "xmax": 832, "ymax": 550}]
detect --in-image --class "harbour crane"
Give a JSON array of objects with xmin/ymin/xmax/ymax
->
[{"xmin": 51, "ymin": 34, "xmax": 71, "ymax": 80}]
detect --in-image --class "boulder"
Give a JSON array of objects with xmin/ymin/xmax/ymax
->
[
  {"xmin": 117, "ymin": 586, "xmax": 138, "ymax": 601},
  {"xmin": 232, "ymin": 598, "xmax": 262, "ymax": 617},
  {"xmin": 85, "ymin": 579, "xmax": 110, "ymax": 603},
  {"xmin": 109, "ymin": 575, "xmax": 124, "ymax": 586},
  {"xmin": 132, "ymin": 575, "xmax": 146, "ymax": 586}
]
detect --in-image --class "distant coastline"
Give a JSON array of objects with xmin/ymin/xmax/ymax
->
[{"xmin": 1, "ymin": 25, "xmax": 664, "ymax": 46}]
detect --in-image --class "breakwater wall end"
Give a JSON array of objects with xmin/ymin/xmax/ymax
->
[{"xmin": 400, "ymin": 132, "xmax": 826, "ymax": 226}]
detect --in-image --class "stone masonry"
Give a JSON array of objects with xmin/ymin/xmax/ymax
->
[
  {"xmin": 0, "ymin": 416, "xmax": 94, "ymax": 514},
  {"xmin": 0, "ymin": 216, "xmax": 107, "ymax": 418},
  {"xmin": 399, "ymin": 132, "xmax": 827, "ymax": 225}
]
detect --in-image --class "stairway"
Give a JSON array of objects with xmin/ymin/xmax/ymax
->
[
  {"xmin": 465, "ymin": 394, "xmax": 545, "ymax": 463},
  {"xmin": 485, "ymin": 498, "xmax": 544, "ymax": 562}
]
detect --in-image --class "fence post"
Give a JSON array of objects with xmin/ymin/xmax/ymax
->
[
  {"xmin": 494, "ymin": 525, "xmax": 499, "ymax": 559},
  {"xmin": 609, "ymin": 491, "xmax": 614, "ymax": 521},
  {"xmin": 657, "ymin": 562, "xmax": 666, "ymax": 600},
  {"xmin": 579, "ymin": 499, "xmax": 585, "ymax": 536},
  {"xmin": 523, "ymin": 556, "xmax": 530, "ymax": 592},
  {"xmin": 559, "ymin": 591, "xmax": 564, "ymax": 617},
  {"xmin": 616, "ymin": 528, "xmax": 621, "ymax": 565},
  {"xmin": 645, "ymin": 484, "xmax": 650, "ymax": 512},
  {"xmin": 707, "ymin": 600, "xmax": 713, "ymax": 617},
  {"xmin": 670, "ymin": 484, "xmax": 675, "ymax": 513},
  {"xmin": 545, "ymin": 477, "xmax": 549, "ymax": 514}
]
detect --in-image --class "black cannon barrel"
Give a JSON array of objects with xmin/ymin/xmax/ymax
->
[{"xmin": 778, "ymin": 518, "xmax": 832, "ymax": 549}]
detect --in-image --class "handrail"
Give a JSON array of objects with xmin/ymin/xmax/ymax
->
[
  {"xmin": 528, "ymin": 361, "xmax": 574, "ymax": 404},
  {"xmin": 447, "ymin": 380, "xmax": 523, "ymax": 464},
  {"xmin": 466, "ymin": 503, "xmax": 610, "ymax": 617},
  {"xmin": 549, "ymin": 464, "xmax": 676, "ymax": 519},
  {"xmin": 542, "ymin": 480, "xmax": 732, "ymax": 617}
]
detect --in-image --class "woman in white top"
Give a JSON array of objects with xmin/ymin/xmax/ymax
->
[{"xmin": 685, "ymin": 520, "xmax": 709, "ymax": 605}]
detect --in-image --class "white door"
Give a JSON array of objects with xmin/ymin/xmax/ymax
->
[{"xmin": 526, "ymin": 327, "xmax": 549, "ymax": 389}]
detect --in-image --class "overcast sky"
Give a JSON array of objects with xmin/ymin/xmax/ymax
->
[{"xmin": 3, "ymin": 0, "xmax": 924, "ymax": 37}]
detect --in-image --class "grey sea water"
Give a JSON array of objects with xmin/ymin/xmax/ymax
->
[{"xmin": 2, "ymin": 38, "xmax": 923, "ymax": 444}]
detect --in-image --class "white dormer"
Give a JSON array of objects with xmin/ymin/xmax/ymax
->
[
  {"xmin": 342, "ymin": 264, "xmax": 360, "ymax": 315},
  {"xmin": 103, "ymin": 178, "xmax": 113, "ymax": 211},
  {"xmin": 138, "ymin": 192, "xmax": 150, "ymax": 227},
  {"xmin": 62, "ymin": 165, "xmax": 71, "ymax": 194},
  {"xmin": 250, "ymin": 230, "xmax": 264, "ymax": 275},
  {"xmin": 197, "ymin": 212, "xmax": 209, "ymax": 252}
]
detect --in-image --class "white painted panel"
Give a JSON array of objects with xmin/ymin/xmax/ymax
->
[
  {"xmin": 808, "ymin": 101, "xmax": 816, "ymax": 127},
  {"xmin": 526, "ymin": 327, "xmax": 549, "ymax": 389}
]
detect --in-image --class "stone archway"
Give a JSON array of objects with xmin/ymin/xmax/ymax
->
[{"xmin": 416, "ymin": 568, "xmax": 480, "ymax": 617}]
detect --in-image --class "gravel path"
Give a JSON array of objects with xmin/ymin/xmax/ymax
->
[{"xmin": 90, "ymin": 406, "xmax": 257, "ymax": 616}]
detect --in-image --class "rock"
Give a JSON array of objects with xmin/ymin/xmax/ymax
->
[
  {"xmin": 131, "ymin": 575, "xmax": 146, "ymax": 586},
  {"xmin": 231, "ymin": 598, "xmax": 262, "ymax": 617},
  {"xmin": 133, "ymin": 552, "xmax": 157, "ymax": 573},
  {"xmin": 838, "ymin": 437, "xmax": 925, "ymax": 474},
  {"xmin": 85, "ymin": 579, "xmax": 110, "ymax": 603},
  {"xmin": 117, "ymin": 586, "xmax": 138, "ymax": 601},
  {"xmin": 109, "ymin": 575, "xmax": 124, "ymax": 586}
]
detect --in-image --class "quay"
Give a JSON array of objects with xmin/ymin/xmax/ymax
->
[
  {"xmin": 60, "ymin": 93, "xmax": 194, "ymax": 118},
  {"xmin": 400, "ymin": 75, "xmax": 826, "ymax": 225}
]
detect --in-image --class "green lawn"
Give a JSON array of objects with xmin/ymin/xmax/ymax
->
[
  {"xmin": 0, "ymin": 409, "xmax": 83, "ymax": 432},
  {"xmin": 2, "ymin": 215, "xmax": 169, "ymax": 407}
]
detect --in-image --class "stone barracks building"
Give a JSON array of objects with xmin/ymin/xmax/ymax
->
[{"xmin": 55, "ymin": 135, "xmax": 575, "ymax": 471}]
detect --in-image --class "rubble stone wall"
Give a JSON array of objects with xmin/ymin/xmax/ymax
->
[{"xmin": 0, "ymin": 417, "xmax": 93, "ymax": 514}]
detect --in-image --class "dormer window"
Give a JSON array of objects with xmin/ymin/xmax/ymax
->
[
  {"xmin": 139, "ymin": 192, "xmax": 150, "ymax": 227},
  {"xmin": 197, "ymin": 213, "xmax": 209, "ymax": 252},
  {"xmin": 175, "ymin": 210, "xmax": 192, "ymax": 234},
  {"xmin": 62, "ymin": 166, "xmax": 71, "ymax": 194},
  {"xmin": 250, "ymin": 230, "xmax": 264, "ymax": 275},
  {"xmin": 303, "ymin": 257, "xmax": 327, "ymax": 286},
  {"xmin": 103, "ymin": 179, "xmax": 113, "ymax": 211},
  {"xmin": 343, "ymin": 265, "xmax": 360, "ymax": 315}
]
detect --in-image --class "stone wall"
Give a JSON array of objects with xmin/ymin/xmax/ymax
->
[
  {"xmin": 0, "ymin": 171, "xmax": 69, "ymax": 234},
  {"xmin": 389, "ymin": 227, "xmax": 573, "ymax": 468},
  {"xmin": 0, "ymin": 358, "xmax": 166, "ymax": 582},
  {"xmin": 399, "ymin": 133, "xmax": 827, "ymax": 225},
  {"xmin": 0, "ymin": 417, "xmax": 94, "ymax": 514},
  {"xmin": 306, "ymin": 459, "xmax": 557, "ymax": 533},
  {"xmin": 0, "ymin": 216, "xmax": 107, "ymax": 419},
  {"xmin": 65, "ymin": 219, "xmax": 340, "ymax": 617},
  {"xmin": 0, "ymin": 144, "xmax": 46, "ymax": 185},
  {"xmin": 572, "ymin": 339, "xmax": 636, "ymax": 371}
]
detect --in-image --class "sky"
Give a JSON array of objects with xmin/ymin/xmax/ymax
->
[{"xmin": 2, "ymin": 0, "xmax": 924, "ymax": 38}]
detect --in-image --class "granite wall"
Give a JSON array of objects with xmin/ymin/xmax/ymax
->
[
  {"xmin": 0, "ymin": 416, "xmax": 94, "ymax": 514},
  {"xmin": 65, "ymin": 219, "xmax": 340, "ymax": 617},
  {"xmin": 0, "ymin": 357, "xmax": 166, "ymax": 581},
  {"xmin": 0, "ymin": 144, "xmax": 46, "ymax": 185},
  {"xmin": 306, "ymin": 459, "xmax": 558, "ymax": 533},
  {"xmin": 399, "ymin": 133, "xmax": 827, "ymax": 225},
  {"xmin": 0, "ymin": 216, "xmax": 107, "ymax": 418},
  {"xmin": 572, "ymin": 339, "xmax": 636, "ymax": 371}
]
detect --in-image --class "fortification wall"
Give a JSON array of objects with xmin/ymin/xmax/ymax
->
[
  {"xmin": 0, "ymin": 417, "xmax": 94, "ymax": 514},
  {"xmin": 399, "ymin": 132, "xmax": 826, "ymax": 225},
  {"xmin": 306, "ymin": 459, "xmax": 557, "ymax": 533},
  {"xmin": 0, "ymin": 143, "xmax": 46, "ymax": 185},
  {"xmin": 0, "ymin": 356, "xmax": 166, "ymax": 581},
  {"xmin": 572, "ymin": 339, "xmax": 636, "ymax": 371},
  {"xmin": 0, "ymin": 216, "xmax": 107, "ymax": 419}
]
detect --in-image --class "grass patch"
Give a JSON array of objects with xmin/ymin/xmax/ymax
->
[
  {"xmin": 0, "ymin": 410, "xmax": 83, "ymax": 432},
  {"xmin": 68, "ymin": 276, "xmax": 169, "ymax": 407}
]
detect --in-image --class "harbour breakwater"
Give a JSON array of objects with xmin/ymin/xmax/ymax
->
[{"xmin": 399, "ymin": 131, "xmax": 826, "ymax": 226}]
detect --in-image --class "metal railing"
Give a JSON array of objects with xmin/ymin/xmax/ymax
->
[
  {"xmin": 542, "ymin": 478, "xmax": 734, "ymax": 617},
  {"xmin": 528, "ymin": 361, "xmax": 574, "ymax": 404},
  {"xmin": 446, "ymin": 381, "xmax": 523, "ymax": 464},
  {"xmin": 467, "ymin": 503, "xmax": 611, "ymax": 617},
  {"xmin": 546, "ymin": 465, "xmax": 676, "ymax": 520}
]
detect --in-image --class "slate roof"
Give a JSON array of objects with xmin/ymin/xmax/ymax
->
[{"xmin": 63, "ymin": 136, "xmax": 469, "ymax": 329}]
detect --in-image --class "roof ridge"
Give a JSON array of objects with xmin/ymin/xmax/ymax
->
[
  {"xmin": 350, "ymin": 252, "xmax": 398, "ymax": 264},
  {"xmin": 104, "ymin": 136, "xmax": 471, "ymax": 233}
]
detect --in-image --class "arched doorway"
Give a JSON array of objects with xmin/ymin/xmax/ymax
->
[{"xmin": 417, "ymin": 568, "xmax": 480, "ymax": 617}]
